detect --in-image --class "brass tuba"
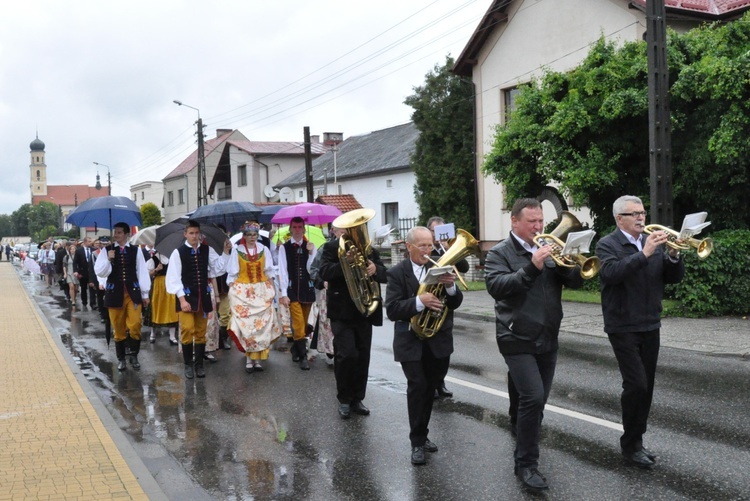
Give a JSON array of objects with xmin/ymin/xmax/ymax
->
[
  {"xmin": 334, "ymin": 208, "xmax": 381, "ymax": 317},
  {"xmin": 532, "ymin": 211, "xmax": 600, "ymax": 280},
  {"xmin": 643, "ymin": 224, "xmax": 713, "ymax": 259},
  {"xmin": 410, "ymin": 229, "xmax": 480, "ymax": 339}
]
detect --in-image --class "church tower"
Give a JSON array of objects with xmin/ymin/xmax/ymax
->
[{"xmin": 30, "ymin": 133, "xmax": 47, "ymax": 200}]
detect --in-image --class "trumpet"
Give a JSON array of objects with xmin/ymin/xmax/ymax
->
[
  {"xmin": 532, "ymin": 211, "xmax": 600, "ymax": 280},
  {"xmin": 643, "ymin": 224, "xmax": 713, "ymax": 259}
]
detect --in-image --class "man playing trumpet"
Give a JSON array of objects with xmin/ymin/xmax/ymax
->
[
  {"xmin": 484, "ymin": 198, "xmax": 583, "ymax": 490},
  {"xmin": 595, "ymin": 195, "xmax": 685, "ymax": 469}
]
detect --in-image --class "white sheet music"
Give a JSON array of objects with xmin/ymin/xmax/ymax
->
[
  {"xmin": 680, "ymin": 212, "xmax": 711, "ymax": 238},
  {"xmin": 420, "ymin": 266, "xmax": 454, "ymax": 285},
  {"xmin": 561, "ymin": 230, "xmax": 595, "ymax": 256}
]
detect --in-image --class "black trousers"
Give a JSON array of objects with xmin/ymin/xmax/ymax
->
[
  {"xmin": 331, "ymin": 319, "xmax": 372, "ymax": 405},
  {"xmin": 79, "ymin": 277, "xmax": 95, "ymax": 307},
  {"xmin": 400, "ymin": 344, "xmax": 450, "ymax": 447},
  {"xmin": 607, "ymin": 330, "xmax": 660, "ymax": 453},
  {"xmin": 502, "ymin": 350, "xmax": 557, "ymax": 469}
]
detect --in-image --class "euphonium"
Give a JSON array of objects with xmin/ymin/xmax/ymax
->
[
  {"xmin": 643, "ymin": 224, "xmax": 713, "ymax": 259},
  {"xmin": 334, "ymin": 208, "xmax": 381, "ymax": 317},
  {"xmin": 410, "ymin": 229, "xmax": 480, "ymax": 339},
  {"xmin": 532, "ymin": 211, "xmax": 600, "ymax": 280}
]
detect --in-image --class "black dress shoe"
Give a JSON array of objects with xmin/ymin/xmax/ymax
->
[
  {"xmin": 411, "ymin": 446, "xmax": 426, "ymax": 465},
  {"xmin": 622, "ymin": 449, "xmax": 655, "ymax": 468},
  {"xmin": 351, "ymin": 400, "xmax": 370, "ymax": 416},
  {"xmin": 130, "ymin": 356, "xmax": 140, "ymax": 370},
  {"xmin": 436, "ymin": 384, "xmax": 453, "ymax": 398},
  {"xmin": 117, "ymin": 359, "xmax": 127, "ymax": 371},
  {"xmin": 424, "ymin": 439, "xmax": 438, "ymax": 453},
  {"xmin": 516, "ymin": 466, "xmax": 549, "ymax": 490},
  {"xmin": 169, "ymin": 338, "xmax": 179, "ymax": 346},
  {"xmin": 338, "ymin": 403, "xmax": 351, "ymax": 419},
  {"xmin": 641, "ymin": 447, "xmax": 657, "ymax": 461}
]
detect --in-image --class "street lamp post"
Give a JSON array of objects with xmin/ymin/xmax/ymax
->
[
  {"xmin": 93, "ymin": 162, "xmax": 111, "ymax": 195},
  {"xmin": 173, "ymin": 100, "xmax": 207, "ymax": 207}
]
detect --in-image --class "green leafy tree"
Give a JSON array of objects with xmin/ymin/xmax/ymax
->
[
  {"xmin": 405, "ymin": 55, "xmax": 476, "ymax": 233},
  {"xmin": 28, "ymin": 201, "xmax": 61, "ymax": 241},
  {"xmin": 484, "ymin": 15, "xmax": 750, "ymax": 234},
  {"xmin": 10, "ymin": 204, "xmax": 33, "ymax": 236},
  {"xmin": 0, "ymin": 214, "xmax": 12, "ymax": 239},
  {"xmin": 140, "ymin": 202, "xmax": 162, "ymax": 227}
]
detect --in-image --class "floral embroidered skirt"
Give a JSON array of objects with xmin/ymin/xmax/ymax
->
[{"xmin": 228, "ymin": 280, "xmax": 281, "ymax": 354}]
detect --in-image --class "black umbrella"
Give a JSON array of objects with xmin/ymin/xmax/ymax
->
[
  {"xmin": 190, "ymin": 201, "xmax": 262, "ymax": 232},
  {"xmin": 154, "ymin": 219, "xmax": 228, "ymax": 257}
]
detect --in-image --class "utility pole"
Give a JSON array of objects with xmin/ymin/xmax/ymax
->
[
  {"xmin": 646, "ymin": 0, "xmax": 673, "ymax": 226},
  {"xmin": 303, "ymin": 126, "xmax": 314, "ymax": 202},
  {"xmin": 196, "ymin": 117, "xmax": 207, "ymax": 207}
]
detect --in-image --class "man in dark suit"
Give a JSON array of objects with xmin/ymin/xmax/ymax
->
[
  {"xmin": 385, "ymin": 226, "xmax": 463, "ymax": 466},
  {"xmin": 318, "ymin": 216, "xmax": 388, "ymax": 420},
  {"xmin": 73, "ymin": 237, "xmax": 96, "ymax": 309},
  {"xmin": 596, "ymin": 195, "xmax": 684, "ymax": 469},
  {"xmin": 426, "ymin": 216, "xmax": 470, "ymax": 399}
]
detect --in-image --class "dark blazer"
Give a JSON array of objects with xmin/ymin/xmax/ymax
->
[
  {"xmin": 318, "ymin": 238, "xmax": 388, "ymax": 326},
  {"xmin": 596, "ymin": 229, "xmax": 685, "ymax": 334},
  {"xmin": 385, "ymin": 258, "xmax": 463, "ymax": 363},
  {"xmin": 73, "ymin": 245, "xmax": 92, "ymax": 280}
]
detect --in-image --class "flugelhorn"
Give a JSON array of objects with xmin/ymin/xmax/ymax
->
[
  {"xmin": 643, "ymin": 224, "xmax": 713, "ymax": 259},
  {"xmin": 333, "ymin": 208, "xmax": 381, "ymax": 317},
  {"xmin": 532, "ymin": 211, "xmax": 600, "ymax": 280}
]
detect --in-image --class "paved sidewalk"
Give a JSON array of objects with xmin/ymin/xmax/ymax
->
[
  {"xmin": 0, "ymin": 264, "xmax": 165, "ymax": 500},
  {"xmin": 457, "ymin": 290, "xmax": 750, "ymax": 357}
]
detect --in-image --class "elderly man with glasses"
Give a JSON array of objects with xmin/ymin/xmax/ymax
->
[{"xmin": 595, "ymin": 195, "xmax": 685, "ymax": 469}]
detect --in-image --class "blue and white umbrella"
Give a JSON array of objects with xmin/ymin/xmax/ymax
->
[{"xmin": 66, "ymin": 196, "xmax": 142, "ymax": 230}]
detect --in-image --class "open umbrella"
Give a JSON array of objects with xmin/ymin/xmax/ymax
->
[
  {"xmin": 66, "ymin": 196, "xmax": 142, "ymax": 230},
  {"xmin": 154, "ymin": 219, "xmax": 228, "ymax": 257},
  {"xmin": 271, "ymin": 202, "xmax": 341, "ymax": 226},
  {"xmin": 190, "ymin": 201, "xmax": 262, "ymax": 232},
  {"xmin": 259, "ymin": 205, "xmax": 286, "ymax": 224},
  {"xmin": 272, "ymin": 225, "xmax": 327, "ymax": 248}
]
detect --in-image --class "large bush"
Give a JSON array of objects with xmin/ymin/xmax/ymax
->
[{"xmin": 666, "ymin": 229, "xmax": 750, "ymax": 317}]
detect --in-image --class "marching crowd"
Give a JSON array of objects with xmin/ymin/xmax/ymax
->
[{"xmin": 18, "ymin": 194, "xmax": 683, "ymax": 492}]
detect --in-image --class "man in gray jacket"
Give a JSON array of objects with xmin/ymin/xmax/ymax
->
[
  {"xmin": 485, "ymin": 198, "xmax": 583, "ymax": 491},
  {"xmin": 596, "ymin": 195, "xmax": 684, "ymax": 469}
]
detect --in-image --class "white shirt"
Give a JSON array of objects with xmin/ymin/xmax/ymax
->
[
  {"xmin": 277, "ymin": 237, "xmax": 317, "ymax": 298},
  {"xmin": 411, "ymin": 259, "xmax": 456, "ymax": 313},
  {"xmin": 94, "ymin": 242, "xmax": 151, "ymax": 298},
  {"xmin": 165, "ymin": 242, "xmax": 230, "ymax": 298},
  {"xmin": 511, "ymin": 231, "xmax": 539, "ymax": 254},
  {"xmin": 619, "ymin": 229, "xmax": 643, "ymax": 252}
]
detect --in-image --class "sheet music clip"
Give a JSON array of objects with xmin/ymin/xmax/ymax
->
[
  {"xmin": 680, "ymin": 212, "xmax": 711, "ymax": 239},
  {"xmin": 561, "ymin": 230, "xmax": 595, "ymax": 256}
]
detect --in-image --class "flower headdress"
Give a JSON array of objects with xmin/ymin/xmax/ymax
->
[{"xmin": 240, "ymin": 221, "xmax": 261, "ymax": 233}]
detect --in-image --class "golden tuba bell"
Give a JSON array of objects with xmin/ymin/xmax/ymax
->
[
  {"xmin": 643, "ymin": 224, "xmax": 713, "ymax": 259},
  {"xmin": 532, "ymin": 211, "xmax": 600, "ymax": 280},
  {"xmin": 334, "ymin": 208, "xmax": 381, "ymax": 317},
  {"xmin": 410, "ymin": 229, "xmax": 480, "ymax": 340}
]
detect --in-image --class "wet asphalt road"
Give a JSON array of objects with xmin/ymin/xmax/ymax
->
[{"xmin": 18, "ymin": 270, "xmax": 750, "ymax": 501}]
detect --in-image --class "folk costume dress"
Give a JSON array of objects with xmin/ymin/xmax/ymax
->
[
  {"xmin": 226, "ymin": 240, "xmax": 281, "ymax": 361},
  {"xmin": 147, "ymin": 253, "xmax": 179, "ymax": 332}
]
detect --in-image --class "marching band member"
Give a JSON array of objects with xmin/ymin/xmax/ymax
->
[{"xmin": 484, "ymin": 199, "xmax": 583, "ymax": 491}]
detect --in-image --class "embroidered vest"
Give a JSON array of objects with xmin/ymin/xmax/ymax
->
[
  {"xmin": 283, "ymin": 239, "xmax": 315, "ymax": 303},
  {"xmin": 104, "ymin": 244, "xmax": 142, "ymax": 307},
  {"xmin": 176, "ymin": 243, "xmax": 212, "ymax": 313}
]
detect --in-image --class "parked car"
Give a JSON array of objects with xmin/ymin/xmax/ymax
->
[{"xmin": 27, "ymin": 243, "xmax": 39, "ymax": 261}]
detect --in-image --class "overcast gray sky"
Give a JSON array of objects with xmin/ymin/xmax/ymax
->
[{"xmin": 0, "ymin": 0, "xmax": 489, "ymax": 215}]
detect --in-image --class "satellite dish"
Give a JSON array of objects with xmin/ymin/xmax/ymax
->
[
  {"xmin": 279, "ymin": 187, "xmax": 294, "ymax": 202},
  {"xmin": 263, "ymin": 184, "xmax": 279, "ymax": 200}
]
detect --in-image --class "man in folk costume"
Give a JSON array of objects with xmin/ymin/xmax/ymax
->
[
  {"xmin": 277, "ymin": 216, "xmax": 318, "ymax": 370},
  {"xmin": 166, "ymin": 219, "xmax": 231, "ymax": 379},
  {"xmin": 94, "ymin": 222, "xmax": 151, "ymax": 371}
]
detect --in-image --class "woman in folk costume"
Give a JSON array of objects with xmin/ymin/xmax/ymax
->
[
  {"xmin": 146, "ymin": 251, "xmax": 179, "ymax": 345},
  {"xmin": 226, "ymin": 222, "xmax": 282, "ymax": 373}
]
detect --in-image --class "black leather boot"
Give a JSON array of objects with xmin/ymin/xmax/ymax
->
[
  {"xmin": 129, "ymin": 337, "xmax": 141, "ymax": 369},
  {"xmin": 194, "ymin": 344, "xmax": 206, "ymax": 378},
  {"xmin": 290, "ymin": 339, "xmax": 300, "ymax": 363},
  {"xmin": 295, "ymin": 339, "xmax": 310, "ymax": 371},
  {"xmin": 115, "ymin": 340, "xmax": 127, "ymax": 371},
  {"xmin": 182, "ymin": 343, "xmax": 194, "ymax": 379},
  {"xmin": 219, "ymin": 326, "xmax": 231, "ymax": 350}
]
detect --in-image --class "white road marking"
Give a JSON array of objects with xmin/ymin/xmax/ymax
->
[{"xmin": 444, "ymin": 375, "xmax": 624, "ymax": 432}]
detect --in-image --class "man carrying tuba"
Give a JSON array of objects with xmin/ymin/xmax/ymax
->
[
  {"xmin": 385, "ymin": 226, "xmax": 463, "ymax": 466},
  {"xmin": 318, "ymin": 209, "xmax": 388, "ymax": 420},
  {"xmin": 484, "ymin": 199, "xmax": 583, "ymax": 491}
]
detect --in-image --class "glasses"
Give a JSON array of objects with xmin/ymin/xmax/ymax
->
[{"xmin": 619, "ymin": 211, "xmax": 647, "ymax": 218}]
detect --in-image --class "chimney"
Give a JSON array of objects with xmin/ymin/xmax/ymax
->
[
  {"xmin": 311, "ymin": 135, "xmax": 320, "ymax": 144},
  {"xmin": 323, "ymin": 132, "xmax": 344, "ymax": 146},
  {"xmin": 216, "ymin": 128, "xmax": 233, "ymax": 138}
]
